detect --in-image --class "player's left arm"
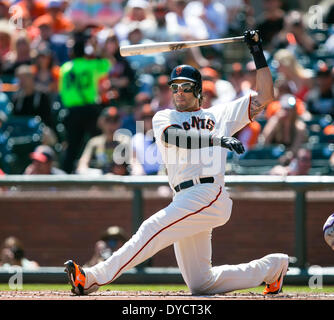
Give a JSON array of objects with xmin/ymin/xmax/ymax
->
[
  {"xmin": 244, "ymin": 30, "xmax": 274, "ymax": 121},
  {"xmin": 249, "ymin": 67, "xmax": 274, "ymax": 120}
]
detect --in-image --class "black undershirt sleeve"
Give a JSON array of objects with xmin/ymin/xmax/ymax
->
[{"xmin": 162, "ymin": 125, "xmax": 221, "ymax": 149}]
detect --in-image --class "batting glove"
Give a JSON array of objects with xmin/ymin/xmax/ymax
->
[
  {"xmin": 220, "ymin": 137, "xmax": 245, "ymax": 154},
  {"xmin": 244, "ymin": 29, "xmax": 262, "ymax": 53}
]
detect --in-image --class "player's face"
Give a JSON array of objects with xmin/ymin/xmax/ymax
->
[{"xmin": 170, "ymin": 80, "xmax": 199, "ymax": 112}]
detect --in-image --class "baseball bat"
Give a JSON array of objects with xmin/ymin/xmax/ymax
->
[{"xmin": 120, "ymin": 36, "xmax": 245, "ymax": 57}]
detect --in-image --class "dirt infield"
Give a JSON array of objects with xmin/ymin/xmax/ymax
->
[{"xmin": 1, "ymin": 290, "xmax": 334, "ymax": 300}]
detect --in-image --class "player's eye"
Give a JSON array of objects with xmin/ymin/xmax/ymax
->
[{"xmin": 170, "ymin": 82, "xmax": 194, "ymax": 93}]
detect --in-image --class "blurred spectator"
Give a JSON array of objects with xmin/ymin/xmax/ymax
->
[
  {"xmin": 0, "ymin": 88, "xmax": 10, "ymax": 173},
  {"xmin": 273, "ymin": 49, "xmax": 313, "ymax": 101},
  {"xmin": 33, "ymin": 0, "xmax": 74, "ymax": 35},
  {"xmin": 325, "ymin": 3, "xmax": 334, "ymax": 25},
  {"xmin": 31, "ymin": 42, "xmax": 60, "ymax": 99},
  {"xmin": 2, "ymin": 31, "xmax": 33, "ymax": 77},
  {"xmin": 0, "ymin": 0, "xmax": 10, "ymax": 20},
  {"xmin": 16, "ymin": 0, "xmax": 47, "ymax": 21},
  {"xmin": 235, "ymin": 121, "xmax": 261, "ymax": 151},
  {"xmin": 228, "ymin": 61, "xmax": 258, "ymax": 153},
  {"xmin": 98, "ymin": 29, "xmax": 136, "ymax": 106},
  {"xmin": 76, "ymin": 106, "xmax": 131, "ymax": 176},
  {"xmin": 255, "ymin": 0, "xmax": 285, "ymax": 51},
  {"xmin": 165, "ymin": 0, "xmax": 210, "ymax": 67},
  {"xmin": 0, "ymin": 108, "xmax": 7, "ymax": 127},
  {"xmin": 11, "ymin": 64, "xmax": 55, "ymax": 131},
  {"xmin": 200, "ymin": 66, "xmax": 236, "ymax": 103},
  {"xmin": 150, "ymin": 74, "xmax": 173, "ymax": 111},
  {"xmin": 59, "ymin": 31, "xmax": 111, "ymax": 173},
  {"xmin": 222, "ymin": 0, "xmax": 248, "ymax": 33},
  {"xmin": 241, "ymin": 61, "xmax": 257, "ymax": 95},
  {"xmin": 24, "ymin": 144, "xmax": 66, "ymax": 174},
  {"xmin": 324, "ymin": 123, "xmax": 334, "ymax": 136},
  {"xmin": 0, "ymin": 236, "xmax": 39, "ymax": 269},
  {"xmin": 0, "ymin": 105, "xmax": 7, "ymax": 123},
  {"xmin": 0, "ymin": 20, "xmax": 15, "ymax": 64},
  {"xmin": 122, "ymin": 22, "xmax": 166, "ymax": 75},
  {"xmin": 306, "ymin": 61, "xmax": 334, "ymax": 117},
  {"xmin": 269, "ymin": 147, "xmax": 312, "ymax": 176},
  {"xmin": 121, "ymin": 91, "xmax": 152, "ymax": 135},
  {"xmin": 324, "ymin": 4, "xmax": 334, "ymax": 53},
  {"xmin": 324, "ymin": 31, "xmax": 334, "ymax": 54},
  {"xmin": 100, "ymin": 225, "xmax": 129, "ymax": 250},
  {"xmin": 146, "ymin": 1, "xmax": 179, "ymax": 69},
  {"xmin": 147, "ymin": 1, "xmax": 176, "ymax": 43},
  {"xmin": 201, "ymin": 80, "xmax": 217, "ymax": 109},
  {"xmin": 114, "ymin": 0, "xmax": 156, "ymax": 42},
  {"xmin": 266, "ymin": 76, "xmax": 310, "ymax": 121},
  {"xmin": 131, "ymin": 103, "xmax": 162, "ymax": 175},
  {"xmin": 84, "ymin": 240, "xmax": 110, "ymax": 267},
  {"xmin": 166, "ymin": 0, "xmax": 208, "ymax": 41},
  {"xmin": 274, "ymin": 10, "xmax": 317, "ymax": 54},
  {"xmin": 31, "ymin": 15, "xmax": 69, "ymax": 66},
  {"xmin": 330, "ymin": 151, "xmax": 334, "ymax": 173},
  {"xmin": 261, "ymin": 94, "xmax": 308, "ymax": 163},
  {"xmin": 228, "ymin": 62, "xmax": 246, "ymax": 99},
  {"xmin": 67, "ymin": 0, "xmax": 123, "ymax": 30},
  {"xmin": 84, "ymin": 226, "xmax": 129, "ymax": 267},
  {"xmin": 184, "ymin": 0, "xmax": 228, "ymax": 40},
  {"xmin": 13, "ymin": 5, "xmax": 40, "ymax": 40},
  {"xmin": 0, "ymin": 85, "xmax": 11, "ymax": 122},
  {"xmin": 121, "ymin": 22, "xmax": 165, "ymax": 96}
]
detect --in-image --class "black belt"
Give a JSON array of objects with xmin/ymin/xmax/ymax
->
[{"xmin": 174, "ymin": 177, "xmax": 215, "ymax": 192}]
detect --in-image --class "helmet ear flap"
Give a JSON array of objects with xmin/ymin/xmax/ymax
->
[{"xmin": 193, "ymin": 84, "xmax": 202, "ymax": 99}]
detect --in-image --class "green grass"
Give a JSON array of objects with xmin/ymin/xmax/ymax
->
[{"xmin": 1, "ymin": 283, "xmax": 334, "ymax": 294}]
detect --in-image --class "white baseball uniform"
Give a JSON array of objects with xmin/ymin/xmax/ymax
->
[{"xmin": 82, "ymin": 94, "xmax": 288, "ymax": 294}]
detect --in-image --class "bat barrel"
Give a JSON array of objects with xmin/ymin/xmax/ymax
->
[{"xmin": 120, "ymin": 36, "xmax": 245, "ymax": 57}]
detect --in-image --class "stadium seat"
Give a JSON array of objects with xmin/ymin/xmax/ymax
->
[
  {"xmin": 309, "ymin": 143, "xmax": 334, "ymax": 160},
  {"xmin": 240, "ymin": 144, "xmax": 286, "ymax": 160},
  {"xmin": 0, "ymin": 132, "xmax": 14, "ymax": 174},
  {"xmin": 320, "ymin": 135, "xmax": 334, "ymax": 143},
  {"xmin": 226, "ymin": 144, "xmax": 286, "ymax": 175},
  {"xmin": 1, "ymin": 116, "xmax": 44, "ymax": 173},
  {"xmin": 51, "ymin": 101, "xmax": 68, "ymax": 137}
]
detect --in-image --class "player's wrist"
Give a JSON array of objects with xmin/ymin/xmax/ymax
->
[
  {"xmin": 244, "ymin": 30, "xmax": 268, "ymax": 70},
  {"xmin": 210, "ymin": 135, "xmax": 221, "ymax": 147},
  {"xmin": 251, "ymin": 49, "xmax": 268, "ymax": 70}
]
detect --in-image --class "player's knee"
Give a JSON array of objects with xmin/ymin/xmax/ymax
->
[
  {"xmin": 188, "ymin": 278, "xmax": 212, "ymax": 295},
  {"xmin": 264, "ymin": 253, "xmax": 289, "ymax": 266},
  {"xmin": 189, "ymin": 284, "xmax": 205, "ymax": 295}
]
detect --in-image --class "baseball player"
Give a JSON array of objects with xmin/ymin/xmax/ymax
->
[{"xmin": 64, "ymin": 30, "xmax": 289, "ymax": 296}]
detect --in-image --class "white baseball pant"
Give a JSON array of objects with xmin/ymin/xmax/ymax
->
[{"xmin": 83, "ymin": 183, "xmax": 288, "ymax": 294}]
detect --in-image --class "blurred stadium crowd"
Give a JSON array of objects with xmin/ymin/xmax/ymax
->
[{"xmin": 0, "ymin": 0, "xmax": 333, "ymax": 177}]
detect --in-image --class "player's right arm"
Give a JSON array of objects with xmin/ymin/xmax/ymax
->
[{"xmin": 162, "ymin": 125, "xmax": 245, "ymax": 154}]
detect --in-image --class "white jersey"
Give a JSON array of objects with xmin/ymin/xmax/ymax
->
[{"xmin": 152, "ymin": 94, "xmax": 252, "ymax": 190}]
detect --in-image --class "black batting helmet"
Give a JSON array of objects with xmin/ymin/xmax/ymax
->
[{"xmin": 168, "ymin": 64, "xmax": 202, "ymax": 99}]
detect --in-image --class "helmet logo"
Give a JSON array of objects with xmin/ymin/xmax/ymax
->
[{"xmin": 175, "ymin": 66, "xmax": 183, "ymax": 76}]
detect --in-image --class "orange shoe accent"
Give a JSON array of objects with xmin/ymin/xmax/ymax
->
[
  {"xmin": 263, "ymin": 272, "xmax": 284, "ymax": 295},
  {"xmin": 73, "ymin": 262, "xmax": 86, "ymax": 287}
]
